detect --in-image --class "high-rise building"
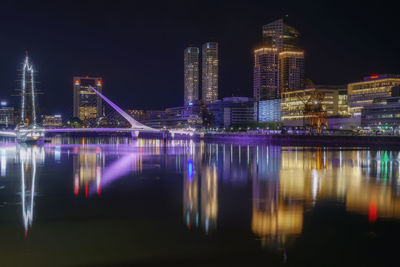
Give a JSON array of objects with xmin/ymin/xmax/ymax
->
[
  {"xmin": 253, "ymin": 48, "xmax": 279, "ymax": 102},
  {"xmin": 73, "ymin": 76, "xmax": 103, "ymax": 121},
  {"xmin": 202, "ymin": 42, "xmax": 218, "ymax": 104},
  {"xmin": 184, "ymin": 47, "xmax": 199, "ymax": 106},
  {"xmin": 279, "ymin": 51, "xmax": 304, "ymax": 94},
  {"xmin": 263, "ymin": 18, "xmax": 301, "ymax": 53},
  {"xmin": 254, "ymin": 19, "xmax": 304, "ymax": 122}
]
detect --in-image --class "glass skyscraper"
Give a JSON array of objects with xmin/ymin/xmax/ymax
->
[
  {"xmin": 184, "ymin": 47, "xmax": 199, "ymax": 106},
  {"xmin": 202, "ymin": 42, "xmax": 219, "ymax": 104},
  {"xmin": 254, "ymin": 19, "xmax": 304, "ymax": 122}
]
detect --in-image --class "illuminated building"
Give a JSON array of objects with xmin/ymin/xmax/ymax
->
[
  {"xmin": 202, "ymin": 42, "xmax": 218, "ymax": 104},
  {"xmin": 279, "ymin": 51, "xmax": 304, "ymax": 94},
  {"xmin": 184, "ymin": 47, "xmax": 199, "ymax": 106},
  {"xmin": 73, "ymin": 76, "xmax": 103, "ymax": 122},
  {"xmin": 262, "ymin": 18, "xmax": 304, "ymax": 94},
  {"xmin": 348, "ymin": 74, "xmax": 400, "ymax": 117},
  {"xmin": 361, "ymin": 96, "xmax": 400, "ymax": 129},
  {"xmin": 254, "ymin": 19, "xmax": 304, "ymax": 121},
  {"xmin": 41, "ymin": 114, "xmax": 62, "ymax": 127},
  {"xmin": 0, "ymin": 101, "xmax": 16, "ymax": 128},
  {"xmin": 253, "ymin": 47, "xmax": 279, "ymax": 102},
  {"xmin": 281, "ymin": 85, "xmax": 348, "ymax": 123},
  {"xmin": 126, "ymin": 109, "xmax": 147, "ymax": 121},
  {"xmin": 206, "ymin": 97, "xmax": 254, "ymax": 128},
  {"xmin": 263, "ymin": 18, "xmax": 301, "ymax": 52},
  {"xmin": 257, "ymin": 99, "xmax": 281, "ymax": 122}
]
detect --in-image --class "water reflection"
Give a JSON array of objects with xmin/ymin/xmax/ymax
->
[
  {"xmin": 1, "ymin": 138, "xmax": 400, "ymax": 252},
  {"xmin": 18, "ymin": 145, "xmax": 44, "ymax": 236},
  {"xmin": 182, "ymin": 144, "xmax": 400, "ymax": 251}
]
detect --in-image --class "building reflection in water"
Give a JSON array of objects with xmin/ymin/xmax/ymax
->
[
  {"xmin": 251, "ymin": 146, "xmax": 303, "ymax": 251},
  {"xmin": 183, "ymin": 142, "xmax": 218, "ymax": 235},
  {"xmin": 70, "ymin": 143, "xmax": 143, "ymax": 197},
  {"xmin": 18, "ymin": 145, "xmax": 44, "ymax": 236},
  {"xmin": 182, "ymin": 143, "xmax": 400, "ymax": 249},
  {"xmin": 73, "ymin": 146, "xmax": 104, "ymax": 196}
]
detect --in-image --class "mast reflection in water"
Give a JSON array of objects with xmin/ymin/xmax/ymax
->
[{"xmin": 18, "ymin": 145, "xmax": 44, "ymax": 236}]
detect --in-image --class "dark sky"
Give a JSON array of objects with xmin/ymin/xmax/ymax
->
[{"xmin": 1, "ymin": 0, "xmax": 399, "ymax": 116}]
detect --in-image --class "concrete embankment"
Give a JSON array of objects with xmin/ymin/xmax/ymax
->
[{"xmin": 203, "ymin": 133, "xmax": 400, "ymax": 147}]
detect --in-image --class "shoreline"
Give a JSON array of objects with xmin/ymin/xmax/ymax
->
[{"xmin": 202, "ymin": 133, "xmax": 400, "ymax": 147}]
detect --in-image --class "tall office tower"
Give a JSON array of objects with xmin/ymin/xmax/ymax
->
[
  {"xmin": 202, "ymin": 42, "xmax": 219, "ymax": 104},
  {"xmin": 254, "ymin": 19, "xmax": 304, "ymax": 122},
  {"xmin": 73, "ymin": 76, "xmax": 103, "ymax": 121},
  {"xmin": 184, "ymin": 47, "xmax": 200, "ymax": 106},
  {"xmin": 279, "ymin": 51, "xmax": 304, "ymax": 93},
  {"xmin": 253, "ymin": 47, "xmax": 279, "ymax": 102},
  {"xmin": 263, "ymin": 18, "xmax": 301, "ymax": 52}
]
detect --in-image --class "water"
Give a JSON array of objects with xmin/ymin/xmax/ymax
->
[{"xmin": 1, "ymin": 137, "xmax": 400, "ymax": 266}]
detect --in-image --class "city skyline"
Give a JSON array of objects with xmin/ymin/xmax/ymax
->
[{"xmin": 1, "ymin": 1, "xmax": 399, "ymax": 114}]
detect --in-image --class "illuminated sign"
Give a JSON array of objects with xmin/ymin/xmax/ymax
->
[
  {"xmin": 0, "ymin": 101, "xmax": 6, "ymax": 106},
  {"xmin": 370, "ymin": 75, "xmax": 379, "ymax": 80}
]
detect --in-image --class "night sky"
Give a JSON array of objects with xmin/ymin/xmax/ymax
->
[{"xmin": 1, "ymin": 0, "xmax": 399, "ymax": 116}]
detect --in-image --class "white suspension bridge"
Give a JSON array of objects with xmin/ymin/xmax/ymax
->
[{"xmin": 0, "ymin": 53, "xmax": 193, "ymax": 143}]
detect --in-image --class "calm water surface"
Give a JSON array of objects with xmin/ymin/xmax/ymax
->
[{"xmin": 0, "ymin": 137, "xmax": 400, "ymax": 266}]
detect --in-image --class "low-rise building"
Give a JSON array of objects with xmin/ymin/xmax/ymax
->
[
  {"xmin": 257, "ymin": 99, "xmax": 281, "ymax": 122},
  {"xmin": 0, "ymin": 101, "xmax": 17, "ymax": 128},
  {"xmin": 42, "ymin": 115, "xmax": 63, "ymax": 127},
  {"xmin": 348, "ymin": 74, "xmax": 400, "ymax": 117},
  {"xmin": 140, "ymin": 101, "xmax": 203, "ymax": 129},
  {"xmin": 361, "ymin": 96, "xmax": 400, "ymax": 129},
  {"xmin": 207, "ymin": 97, "xmax": 254, "ymax": 128},
  {"xmin": 281, "ymin": 85, "xmax": 348, "ymax": 124}
]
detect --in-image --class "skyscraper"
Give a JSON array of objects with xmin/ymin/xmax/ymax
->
[
  {"xmin": 202, "ymin": 42, "xmax": 218, "ymax": 104},
  {"xmin": 279, "ymin": 51, "xmax": 304, "ymax": 94},
  {"xmin": 253, "ymin": 47, "xmax": 279, "ymax": 102},
  {"xmin": 73, "ymin": 76, "xmax": 103, "ymax": 121},
  {"xmin": 254, "ymin": 19, "xmax": 304, "ymax": 122},
  {"xmin": 184, "ymin": 47, "xmax": 199, "ymax": 106}
]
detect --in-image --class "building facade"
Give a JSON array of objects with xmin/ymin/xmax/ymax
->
[
  {"xmin": 207, "ymin": 97, "xmax": 254, "ymax": 128},
  {"xmin": 41, "ymin": 115, "xmax": 62, "ymax": 127},
  {"xmin": 184, "ymin": 47, "xmax": 200, "ymax": 106},
  {"xmin": 348, "ymin": 74, "xmax": 400, "ymax": 117},
  {"xmin": 73, "ymin": 76, "xmax": 103, "ymax": 122},
  {"xmin": 253, "ymin": 48, "xmax": 279, "ymax": 102},
  {"xmin": 202, "ymin": 42, "xmax": 218, "ymax": 104},
  {"xmin": 361, "ymin": 96, "xmax": 400, "ymax": 128},
  {"xmin": 0, "ymin": 101, "xmax": 16, "ymax": 128},
  {"xmin": 279, "ymin": 51, "xmax": 304, "ymax": 94},
  {"xmin": 254, "ymin": 19, "xmax": 304, "ymax": 122},
  {"xmin": 257, "ymin": 99, "xmax": 281, "ymax": 122},
  {"xmin": 281, "ymin": 85, "xmax": 348, "ymax": 122}
]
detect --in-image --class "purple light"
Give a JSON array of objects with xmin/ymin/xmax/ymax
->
[{"xmin": 89, "ymin": 153, "xmax": 139, "ymax": 195}]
